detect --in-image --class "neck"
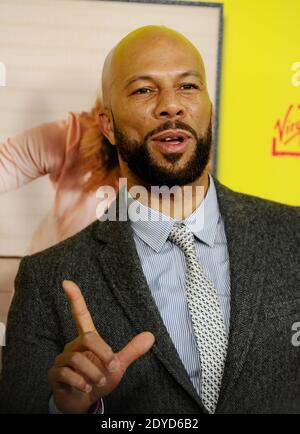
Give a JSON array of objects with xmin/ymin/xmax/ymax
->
[{"xmin": 119, "ymin": 165, "xmax": 210, "ymax": 220}]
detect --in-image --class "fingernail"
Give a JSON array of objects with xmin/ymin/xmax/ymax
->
[
  {"xmin": 108, "ymin": 359, "xmax": 118, "ymax": 372},
  {"xmin": 85, "ymin": 384, "xmax": 92, "ymax": 393},
  {"xmin": 97, "ymin": 377, "xmax": 106, "ymax": 387}
]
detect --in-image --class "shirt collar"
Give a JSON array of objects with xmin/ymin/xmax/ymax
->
[{"xmin": 127, "ymin": 174, "xmax": 221, "ymax": 252}]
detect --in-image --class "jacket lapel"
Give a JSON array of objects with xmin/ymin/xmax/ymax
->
[
  {"xmin": 92, "ymin": 188, "xmax": 206, "ymax": 412},
  {"xmin": 213, "ymin": 179, "xmax": 267, "ymax": 412}
]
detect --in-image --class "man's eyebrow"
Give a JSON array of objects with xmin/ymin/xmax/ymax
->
[
  {"xmin": 124, "ymin": 70, "xmax": 204, "ymax": 89},
  {"xmin": 124, "ymin": 75, "xmax": 154, "ymax": 89},
  {"xmin": 179, "ymin": 71, "xmax": 203, "ymax": 81}
]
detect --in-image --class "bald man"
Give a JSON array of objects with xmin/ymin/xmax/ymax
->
[{"xmin": 0, "ymin": 26, "xmax": 300, "ymax": 415}]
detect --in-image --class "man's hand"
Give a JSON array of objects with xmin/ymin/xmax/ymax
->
[{"xmin": 48, "ymin": 280, "xmax": 155, "ymax": 414}]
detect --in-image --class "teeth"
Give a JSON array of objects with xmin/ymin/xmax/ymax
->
[{"xmin": 162, "ymin": 136, "xmax": 181, "ymax": 142}]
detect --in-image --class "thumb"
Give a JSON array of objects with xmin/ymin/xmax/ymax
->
[{"xmin": 117, "ymin": 332, "xmax": 155, "ymax": 371}]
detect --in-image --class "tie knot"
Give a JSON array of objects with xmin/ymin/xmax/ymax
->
[{"xmin": 168, "ymin": 223, "xmax": 195, "ymax": 254}]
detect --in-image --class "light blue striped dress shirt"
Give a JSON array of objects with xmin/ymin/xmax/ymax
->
[{"xmin": 128, "ymin": 175, "xmax": 231, "ymax": 396}]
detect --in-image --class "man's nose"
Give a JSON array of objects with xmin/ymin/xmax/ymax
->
[{"xmin": 154, "ymin": 91, "xmax": 185, "ymax": 120}]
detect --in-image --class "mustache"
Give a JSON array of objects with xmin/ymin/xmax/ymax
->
[{"xmin": 144, "ymin": 121, "xmax": 198, "ymax": 143}]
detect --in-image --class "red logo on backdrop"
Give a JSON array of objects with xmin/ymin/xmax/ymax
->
[{"xmin": 273, "ymin": 104, "xmax": 300, "ymax": 156}]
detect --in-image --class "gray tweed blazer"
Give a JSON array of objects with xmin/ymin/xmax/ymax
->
[{"xmin": 0, "ymin": 179, "xmax": 300, "ymax": 414}]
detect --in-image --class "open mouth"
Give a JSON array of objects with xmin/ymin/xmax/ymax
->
[
  {"xmin": 156, "ymin": 136, "xmax": 185, "ymax": 144},
  {"xmin": 152, "ymin": 130, "xmax": 191, "ymax": 144},
  {"xmin": 151, "ymin": 130, "xmax": 191, "ymax": 153}
]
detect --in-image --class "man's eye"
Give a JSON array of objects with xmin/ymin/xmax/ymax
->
[
  {"xmin": 132, "ymin": 87, "xmax": 152, "ymax": 95},
  {"xmin": 180, "ymin": 83, "xmax": 199, "ymax": 90}
]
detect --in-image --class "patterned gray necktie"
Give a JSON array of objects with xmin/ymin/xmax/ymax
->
[{"xmin": 168, "ymin": 223, "xmax": 228, "ymax": 414}]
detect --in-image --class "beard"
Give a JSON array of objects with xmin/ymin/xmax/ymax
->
[{"xmin": 113, "ymin": 117, "xmax": 212, "ymax": 188}]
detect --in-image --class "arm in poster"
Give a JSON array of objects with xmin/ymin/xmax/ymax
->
[{"xmin": 0, "ymin": 112, "xmax": 81, "ymax": 194}]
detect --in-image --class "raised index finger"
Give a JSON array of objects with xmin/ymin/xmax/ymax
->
[{"xmin": 62, "ymin": 280, "xmax": 97, "ymax": 335}]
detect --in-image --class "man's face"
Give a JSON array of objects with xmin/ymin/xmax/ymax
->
[{"xmin": 104, "ymin": 34, "xmax": 212, "ymax": 187}]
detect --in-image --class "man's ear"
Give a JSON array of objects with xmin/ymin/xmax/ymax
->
[{"xmin": 98, "ymin": 110, "xmax": 116, "ymax": 145}]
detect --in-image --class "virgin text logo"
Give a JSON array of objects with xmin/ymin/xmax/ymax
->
[{"xmin": 272, "ymin": 104, "xmax": 300, "ymax": 156}]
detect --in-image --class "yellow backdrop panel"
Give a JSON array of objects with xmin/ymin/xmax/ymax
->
[{"xmin": 201, "ymin": 0, "xmax": 300, "ymax": 206}]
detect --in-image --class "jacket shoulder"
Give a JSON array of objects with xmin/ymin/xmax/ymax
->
[
  {"xmin": 23, "ymin": 220, "xmax": 100, "ymax": 270},
  {"xmin": 214, "ymin": 178, "xmax": 300, "ymax": 222}
]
